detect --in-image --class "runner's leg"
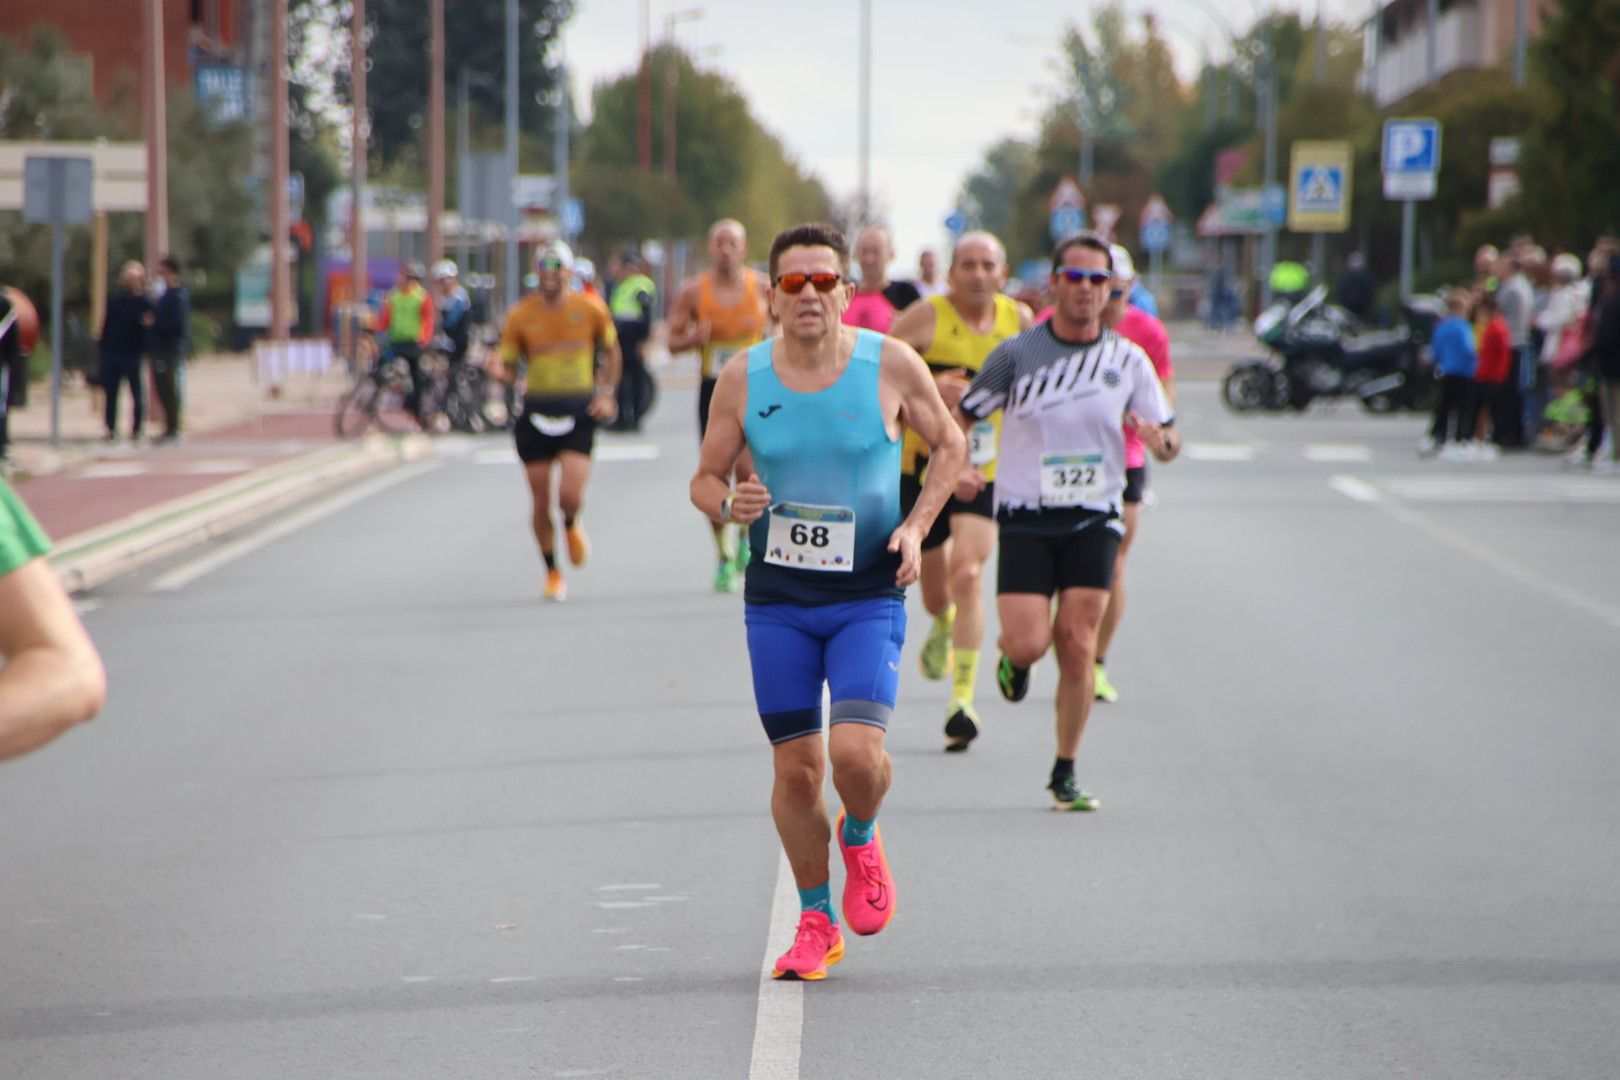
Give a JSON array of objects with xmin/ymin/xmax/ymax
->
[
  {"xmin": 1095, "ymin": 500, "xmax": 1141, "ymax": 668},
  {"xmin": 1052, "ymin": 587, "xmax": 1109, "ymax": 759},
  {"xmin": 524, "ymin": 459, "xmax": 556, "ymax": 560}
]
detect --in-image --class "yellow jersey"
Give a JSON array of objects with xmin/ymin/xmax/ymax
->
[
  {"xmin": 499, "ymin": 292, "xmax": 617, "ymax": 400},
  {"xmin": 697, "ymin": 269, "xmax": 768, "ymax": 380},
  {"xmin": 903, "ymin": 293, "xmax": 1022, "ymax": 480}
]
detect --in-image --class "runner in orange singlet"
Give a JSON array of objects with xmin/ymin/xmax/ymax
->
[{"xmin": 669, "ymin": 219, "xmax": 773, "ymax": 592}]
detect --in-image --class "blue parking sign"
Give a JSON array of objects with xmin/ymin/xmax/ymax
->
[
  {"xmin": 1049, "ymin": 205, "xmax": 1085, "ymax": 241},
  {"xmin": 1383, "ymin": 118, "xmax": 1441, "ymax": 200}
]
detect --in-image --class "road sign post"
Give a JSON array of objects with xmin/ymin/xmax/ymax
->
[
  {"xmin": 1289, "ymin": 141, "xmax": 1353, "ymax": 290},
  {"xmin": 23, "ymin": 155, "xmax": 94, "ymax": 447},
  {"xmin": 1383, "ymin": 118, "xmax": 1441, "ymax": 299},
  {"xmin": 1139, "ymin": 193, "xmax": 1174, "ymax": 296},
  {"xmin": 1049, "ymin": 177, "xmax": 1087, "ymax": 242}
]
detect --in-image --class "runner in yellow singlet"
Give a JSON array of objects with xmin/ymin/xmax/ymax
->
[
  {"xmin": 888, "ymin": 231, "xmax": 1032, "ymax": 751},
  {"xmin": 668, "ymin": 219, "xmax": 773, "ymax": 593}
]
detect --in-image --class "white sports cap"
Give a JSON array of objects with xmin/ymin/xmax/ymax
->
[
  {"xmin": 1108, "ymin": 244, "xmax": 1137, "ymax": 283},
  {"xmin": 535, "ymin": 240, "xmax": 574, "ymax": 271},
  {"xmin": 431, "ymin": 259, "xmax": 458, "ymax": 280}
]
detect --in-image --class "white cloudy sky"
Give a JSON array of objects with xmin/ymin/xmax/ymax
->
[{"xmin": 564, "ymin": 0, "xmax": 1308, "ymax": 270}]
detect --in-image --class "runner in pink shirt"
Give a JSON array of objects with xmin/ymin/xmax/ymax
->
[{"xmin": 1094, "ymin": 245, "xmax": 1174, "ymax": 704}]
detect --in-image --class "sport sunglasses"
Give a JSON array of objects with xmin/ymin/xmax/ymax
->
[
  {"xmin": 773, "ymin": 272, "xmax": 845, "ymax": 294},
  {"xmin": 1056, "ymin": 268, "xmax": 1112, "ymax": 285}
]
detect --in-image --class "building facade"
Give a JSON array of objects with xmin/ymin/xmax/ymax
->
[{"xmin": 1360, "ymin": 0, "xmax": 1556, "ymax": 107}]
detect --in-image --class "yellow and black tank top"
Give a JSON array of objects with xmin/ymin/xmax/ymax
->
[{"xmin": 902, "ymin": 292, "xmax": 1022, "ymax": 480}]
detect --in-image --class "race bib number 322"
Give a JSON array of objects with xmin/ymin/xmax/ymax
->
[
  {"xmin": 764, "ymin": 502, "xmax": 856, "ymax": 572},
  {"xmin": 1039, "ymin": 451, "xmax": 1105, "ymax": 507}
]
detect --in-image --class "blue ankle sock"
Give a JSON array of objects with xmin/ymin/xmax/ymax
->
[
  {"xmin": 798, "ymin": 882, "xmax": 835, "ymax": 921},
  {"xmin": 841, "ymin": 812, "xmax": 876, "ymax": 848}
]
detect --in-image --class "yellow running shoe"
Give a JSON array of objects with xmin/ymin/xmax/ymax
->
[
  {"xmin": 1093, "ymin": 662, "xmax": 1119, "ymax": 704},
  {"xmin": 918, "ymin": 605, "xmax": 954, "ymax": 680}
]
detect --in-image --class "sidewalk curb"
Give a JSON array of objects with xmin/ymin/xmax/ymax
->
[{"xmin": 50, "ymin": 433, "xmax": 433, "ymax": 594}]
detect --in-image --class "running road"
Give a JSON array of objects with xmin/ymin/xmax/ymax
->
[{"xmin": 2, "ymin": 374, "xmax": 1617, "ymax": 1079}]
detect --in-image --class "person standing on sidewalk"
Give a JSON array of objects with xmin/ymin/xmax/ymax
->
[
  {"xmin": 690, "ymin": 223, "xmax": 965, "ymax": 980},
  {"xmin": 99, "ymin": 261, "xmax": 153, "ymax": 442},
  {"xmin": 375, "ymin": 263, "xmax": 435, "ymax": 424},
  {"xmin": 0, "ymin": 286, "xmax": 22, "ymax": 465},
  {"xmin": 0, "ymin": 479, "xmax": 105, "ymax": 761},
  {"xmin": 1495, "ymin": 252, "xmax": 1534, "ymax": 447},
  {"xmin": 147, "ymin": 256, "xmax": 190, "ymax": 443},
  {"xmin": 607, "ymin": 249, "xmax": 656, "ymax": 432},
  {"xmin": 1587, "ymin": 255, "xmax": 1620, "ymax": 473},
  {"xmin": 1422, "ymin": 291, "xmax": 1479, "ymax": 459}
]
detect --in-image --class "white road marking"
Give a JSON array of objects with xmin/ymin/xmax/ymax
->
[
  {"xmin": 1183, "ymin": 442, "xmax": 1257, "ymax": 462},
  {"xmin": 1305, "ymin": 443, "xmax": 1373, "ymax": 462},
  {"xmin": 149, "ymin": 463, "xmax": 433, "ymax": 592},
  {"xmin": 596, "ymin": 900, "xmax": 657, "ymax": 910},
  {"xmin": 1381, "ymin": 475, "xmax": 1620, "ymax": 503},
  {"xmin": 1332, "ymin": 475, "xmax": 1620, "ymax": 631},
  {"xmin": 401, "ymin": 975, "xmax": 436, "ymax": 983},
  {"xmin": 354, "ymin": 913, "xmax": 388, "ymax": 921},
  {"xmin": 1328, "ymin": 475, "xmax": 1383, "ymax": 503},
  {"xmin": 489, "ymin": 976, "xmax": 537, "ymax": 984},
  {"xmin": 80, "ymin": 463, "xmax": 149, "ymax": 479},
  {"xmin": 181, "ymin": 459, "xmax": 256, "ymax": 475},
  {"xmin": 747, "ymin": 850, "xmax": 803, "ymax": 1080},
  {"xmin": 612, "ymin": 976, "xmax": 644, "ymax": 982},
  {"xmin": 598, "ymin": 883, "xmax": 661, "ymax": 892},
  {"xmin": 590, "ymin": 928, "xmax": 630, "ymax": 934}
]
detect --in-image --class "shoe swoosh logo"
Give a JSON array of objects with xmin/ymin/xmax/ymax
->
[{"xmin": 757, "ymin": 404, "xmax": 782, "ymax": 418}]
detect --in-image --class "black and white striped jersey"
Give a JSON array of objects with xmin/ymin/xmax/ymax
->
[{"xmin": 959, "ymin": 324, "xmax": 1174, "ymax": 516}]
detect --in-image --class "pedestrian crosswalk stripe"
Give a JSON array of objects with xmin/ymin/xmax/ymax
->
[
  {"xmin": 1304, "ymin": 443, "xmax": 1373, "ymax": 462},
  {"xmin": 1382, "ymin": 476, "xmax": 1620, "ymax": 503},
  {"xmin": 1184, "ymin": 442, "xmax": 1258, "ymax": 461}
]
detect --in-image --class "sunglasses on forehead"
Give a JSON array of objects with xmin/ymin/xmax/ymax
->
[
  {"xmin": 1056, "ymin": 268, "xmax": 1112, "ymax": 285},
  {"xmin": 773, "ymin": 272, "xmax": 845, "ymax": 294}
]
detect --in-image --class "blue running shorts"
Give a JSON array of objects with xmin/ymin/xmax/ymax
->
[{"xmin": 743, "ymin": 597, "xmax": 907, "ymax": 744}]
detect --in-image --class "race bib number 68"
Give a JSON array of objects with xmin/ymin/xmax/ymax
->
[{"xmin": 765, "ymin": 502, "xmax": 856, "ymax": 572}]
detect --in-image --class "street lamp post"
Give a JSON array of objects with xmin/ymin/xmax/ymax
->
[
  {"xmin": 351, "ymin": 0, "xmax": 369, "ymax": 315},
  {"xmin": 859, "ymin": 0, "xmax": 872, "ymax": 223},
  {"xmin": 427, "ymin": 0, "xmax": 445, "ymax": 265},
  {"xmin": 503, "ymin": 0, "xmax": 518, "ymax": 310},
  {"xmin": 662, "ymin": 9, "xmax": 704, "ymax": 184}
]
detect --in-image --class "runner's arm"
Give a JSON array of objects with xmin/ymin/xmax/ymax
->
[
  {"xmin": 0, "ymin": 558, "xmax": 106, "ymax": 762},
  {"xmin": 1015, "ymin": 301, "xmax": 1036, "ymax": 330},
  {"xmin": 690, "ymin": 359, "xmax": 767, "ymax": 523},
  {"xmin": 665, "ymin": 283, "xmax": 707, "ymax": 353},
  {"xmin": 887, "ymin": 338, "xmax": 966, "ymax": 537},
  {"xmin": 1125, "ymin": 350, "xmax": 1180, "ymax": 462},
  {"xmin": 887, "ymin": 298, "xmax": 937, "ymax": 356}
]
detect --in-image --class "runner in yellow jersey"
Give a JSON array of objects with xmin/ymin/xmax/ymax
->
[
  {"xmin": 668, "ymin": 219, "xmax": 773, "ymax": 592},
  {"xmin": 888, "ymin": 232, "xmax": 1032, "ymax": 750},
  {"xmin": 494, "ymin": 242, "xmax": 621, "ymax": 602}
]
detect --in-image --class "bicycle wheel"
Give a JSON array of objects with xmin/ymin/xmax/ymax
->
[
  {"xmin": 335, "ymin": 378, "xmax": 379, "ymax": 438},
  {"xmin": 372, "ymin": 364, "xmax": 416, "ymax": 435}
]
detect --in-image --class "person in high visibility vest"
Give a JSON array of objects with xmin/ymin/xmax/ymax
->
[
  {"xmin": 376, "ymin": 262, "xmax": 436, "ymax": 422},
  {"xmin": 607, "ymin": 248, "xmax": 657, "ymax": 432}
]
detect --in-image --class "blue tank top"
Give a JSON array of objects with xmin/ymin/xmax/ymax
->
[{"xmin": 743, "ymin": 330, "xmax": 903, "ymax": 605}]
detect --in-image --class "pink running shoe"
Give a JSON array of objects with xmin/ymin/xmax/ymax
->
[
  {"xmin": 771, "ymin": 910, "xmax": 845, "ymax": 981},
  {"xmin": 836, "ymin": 811, "xmax": 896, "ymax": 936}
]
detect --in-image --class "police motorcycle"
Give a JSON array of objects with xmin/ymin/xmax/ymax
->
[{"xmin": 1222, "ymin": 285, "xmax": 1442, "ymax": 414}]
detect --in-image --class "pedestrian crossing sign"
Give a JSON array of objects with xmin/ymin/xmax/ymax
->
[{"xmin": 1288, "ymin": 141, "xmax": 1352, "ymax": 233}]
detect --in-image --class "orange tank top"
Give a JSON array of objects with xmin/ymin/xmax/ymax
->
[{"xmin": 697, "ymin": 269, "xmax": 767, "ymax": 379}]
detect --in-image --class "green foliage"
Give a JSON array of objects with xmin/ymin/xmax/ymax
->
[
  {"xmin": 576, "ymin": 47, "xmax": 831, "ymax": 253},
  {"xmin": 335, "ymin": 0, "xmax": 573, "ymax": 172},
  {"xmin": 959, "ymin": 139, "xmax": 1036, "ymax": 241},
  {"xmin": 1516, "ymin": 0, "xmax": 1620, "ymax": 248},
  {"xmin": 0, "ymin": 28, "xmax": 255, "ymax": 327}
]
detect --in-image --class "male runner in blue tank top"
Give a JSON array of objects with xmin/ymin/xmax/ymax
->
[{"xmin": 690, "ymin": 223, "xmax": 966, "ymax": 981}]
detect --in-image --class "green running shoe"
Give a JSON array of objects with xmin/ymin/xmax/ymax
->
[
  {"xmin": 943, "ymin": 701, "xmax": 980, "ymax": 753},
  {"xmin": 918, "ymin": 605, "xmax": 954, "ymax": 680},
  {"xmin": 996, "ymin": 654, "xmax": 1030, "ymax": 703},
  {"xmin": 1093, "ymin": 663, "xmax": 1119, "ymax": 704},
  {"xmin": 733, "ymin": 531, "xmax": 751, "ymax": 574},
  {"xmin": 1048, "ymin": 774, "xmax": 1100, "ymax": 812},
  {"xmin": 713, "ymin": 560, "xmax": 738, "ymax": 594}
]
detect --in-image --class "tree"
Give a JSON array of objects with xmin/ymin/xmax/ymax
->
[
  {"xmin": 576, "ymin": 46, "xmax": 831, "ymax": 254},
  {"xmin": 958, "ymin": 138, "xmax": 1035, "ymax": 241},
  {"xmin": 1514, "ymin": 0, "xmax": 1620, "ymax": 248},
  {"xmin": 327, "ymin": 0, "xmax": 574, "ymax": 172}
]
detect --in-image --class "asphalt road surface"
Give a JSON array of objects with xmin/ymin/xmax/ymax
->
[{"xmin": 4, "ymin": 372, "xmax": 1617, "ymax": 1079}]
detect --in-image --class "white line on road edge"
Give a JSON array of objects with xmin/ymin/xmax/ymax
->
[
  {"xmin": 1330, "ymin": 473, "xmax": 1620, "ymax": 632},
  {"xmin": 1328, "ymin": 474, "xmax": 1383, "ymax": 502},
  {"xmin": 1184, "ymin": 442, "xmax": 1257, "ymax": 462},
  {"xmin": 748, "ymin": 850, "xmax": 802, "ymax": 1080},
  {"xmin": 1305, "ymin": 443, "xmax": 1373, "ymax": 463},
  {"xmin": 149, "ymin": 463, "xmax": 436, "ymax": 592}
]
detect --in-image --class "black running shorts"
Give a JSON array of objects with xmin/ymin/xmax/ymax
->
[
  {"xmin": 514, "ymin": 400, "xmax": 596, "ymax": 463},
  {"xmin": 996, "ymin": 510, "xmax": 1121, "ymax": 596}
]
